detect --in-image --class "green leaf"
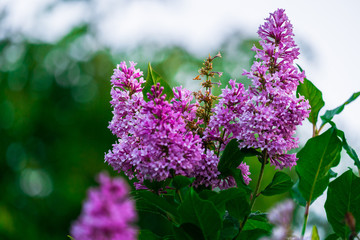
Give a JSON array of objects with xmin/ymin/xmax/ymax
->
[
  {"xmin": 320, "ymin": 91, "xmax": 360, "ymax": 126},
  {"xmin": 178, "ymin": 188, "xmax": 222, "ymax": 240},
  {"xmin": 218, "ymin": 139, "xmax": 258, "ymax": 177},
  {"xmin": 242, "ymin": 219, "xmax": 272, "ymax": 232},
  {"xmin": 236, "ymin": 229, "xmax": 269, "ymax": 240},
  {"xmin": 296, "ymin": 76, "xmax": 324, "ymax": 125},
  {"xmin": 137, "ymin": 210, "xmax": 174, "ymax": 238},
  {"xmin": 135, "ymin": 190, "xmax": 179, "ymax": 223},
  {"xmin": 209, "ymin": 188, "xmax": 248, "ymax": 210},
  {"xmin": 208, "ymin": 188, "xmax": 250, "ymax": 220},
  {"xmin": 143, "ymin": 63, "xmax": 174, "ymax": 101},
  {"xmin": 232, "ymin": 212, "xmax": 272, "ymax": 240},
  {"xmin": 311, "ymin": 226, "xmax": 320, "ymax": 240},
  {"xmin": 328, "ymin": 169, "xmax": 338, "ymax": 179},
  {"xmin": 220, "ymin": 215, "xmax": 239, "ymax": 240},
  {"xmin": 198, "ymin": 190, "xmax": 218, "ymax": 200},
  {"xmin": 173, "ymin": 223, "xmax": 205, "ymax": 240},
  {"xmin": 138, "ymin": 230, "xmax": 162, "ymax": 240},
  {"xmin": 248, "ymin": 211, "xmax": 268, "ymax": 221},
  {"xmin": 337, "ymin": 129, "xmax": 360, "ymax": 169},
  {"xmin": 143, "ymin": 178, "xmax": 171, "ymax": 193},
  {"xmin": 231, "ymin": 169, "xmax": 253, "ymax": 194},
  {"xmin": 324, "ymin": 233, "xmax": 341, "ymax": 240},
  {"xmin": 291, "ymin": 181, "xmax": 307, "ymax": 206},
  {"xmin": 172, "ymin": 176, "xmax": 193, "ymax": 190},
  {"xmin": 325, "ymin": 170, "xmax": 360, "ymax": 238},
  {"xmin": 67, "ymin": 235, "xmax": 75, "ymax": 240},
  {"xmin": 296, "ymin": 127, "xmax": 342, "ymax": 203},
  {"xmin": 261, "ymin": 172, "xmax": 294, "ymax": 196}
]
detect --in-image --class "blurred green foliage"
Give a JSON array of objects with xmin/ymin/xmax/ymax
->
[
  {"xmin": 0, "ymin": 25, "xmax": 297, "ymax": 239},
  {"xmin": 0, "ymin": 26, "xmax": 116, "ymax": 240}
]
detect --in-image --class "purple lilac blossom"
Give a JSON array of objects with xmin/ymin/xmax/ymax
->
[
  {"xmin": 192, "ymin": 150, "xmax": 221, "ymax": 188},
  {"xmin": 105, "ymin": 61, "xmax": 145, "ymax": 180},
  {"xmin": 239, "ymin": 162, "xmax": 251, "ymax": 185},
  {"xmin": 204, "ymin": 79, "xmax": 247, "ymax": 149},
  {"xmin": 106, "ymin": 62, "xmax": 255, "ymax": 188},
  {"xmin": 208, "ymin": 9, "xmax": 310, "ymax": 170},
  {"xmin": 105, "ymin": 65, "xmax": 204, "ymax": 185},
  {"xmin": 70, "ymin": 173, "xmax": 137, "ymax": 240},
  {"xmin": 202, "ymin": 79, "xmax": 252, "ymax": 187},
  {"xmin": 241, "ymin": 8, "xmax": 310, "ymax": 168},
  {"xmin": 131, "ymin": 83, "xmax": 203, "ymax": 182},
  {"xmin": 171, "ymin": 86, "xmax": 199, "ymax": 124},
  {"xmin": 108, "ymin": 61, "xmax": 145, "ymax": 138}
]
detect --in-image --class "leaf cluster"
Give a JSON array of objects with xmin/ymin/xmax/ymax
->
[{"xmin": 295, "ymin": 68, "xmax": 360, "ymax": 239}]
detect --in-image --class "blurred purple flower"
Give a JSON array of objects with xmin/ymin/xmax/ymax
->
[
  {"xmin": 70, "ymin": 173, "xmax": 137, "ymax": 240},
  {"xmin": 261, "ymin": 199, "xmax": 295, "ymax": 240}
]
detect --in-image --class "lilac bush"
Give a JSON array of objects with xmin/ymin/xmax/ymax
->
[{"xmin": 71, "ymin": 8, "xmax": 360, "ymax": 240}]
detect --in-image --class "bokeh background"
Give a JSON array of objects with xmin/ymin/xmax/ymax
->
[{"xmin": 1, "ymin": 0, "xmax": 359, "ymax": 239}]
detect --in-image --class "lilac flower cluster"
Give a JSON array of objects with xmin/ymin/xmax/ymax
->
[
  {"xmin": 105, "ymin": 63, "xmax": 204, "ymax": 185},
  {"xmin": 108, "ymin": 61, "xmax": 145, "ymax": 138},
  {"xmin": 105, "ymin": 9, "xmax": 309, "ymax": 189},
  {"xmin": 131, "ymin": 83, "xmax": 203, "ymax": 181},
  {"xmin": 105, "ymin": 62, "xmax": 146, "ymax": 179},
  {"xmin": 105, "ymin": 62, "xmax": 245, "ymax": 188},
  {"xmin": 208, "ymin": 8, "xmax": 310, "ymax": 169},
  {"xmin": 70, "ymin": 173, "xmax": 137, "ymax": 240}
]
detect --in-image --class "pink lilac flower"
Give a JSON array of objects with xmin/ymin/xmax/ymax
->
[
  {"xmin": 204, "ymin": 79, "xmax": 248, "ymax": 149},
  {"xmin": 105, "ymin": 134, "xmax": 140, "ymax": 179},
  {"xmin": 241, "ymin": 8, "xmax": 310, "ymax": 168},
  {"xmin": 171, "ymin": 86, "xmax": 198, "ymax": 123},
  {"xmin": 208, "ymin": 9, "xmax": 310, "ymax": 170},
  {"xmin": 105, "ymin": 62, "xmax": 256, "ymax": 188},
  {"xmin": 108, "ymin": 61, "xmax": 145, "ymax": 138},
  {"xmin": 105, "ymin": 12, "xmax": 309, "ymax": 190},
  {"xmin": 106, "ymin": 77, "xmax": 204, "ymax": 184},
  {"xmin": 239, "ymin": 162, "xmax": 251, "ymax": 185},
  {"xmin": 111, "ymin": 61, "xmax": 144, "ymax": 93},
  {"xmin": 131, "ymin": 83, "xmax": 203, "ymax": 182},
  {"xmin": 192, "ymin": 150, "xmax": 221, "ymax": 188},
  {"xmin": 70, "ymin": 173, "xmax": 137, "ymax": 240},
  {"xmin": 105, "ymin": 61, "xmax": 146, "ymax": 180}
]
